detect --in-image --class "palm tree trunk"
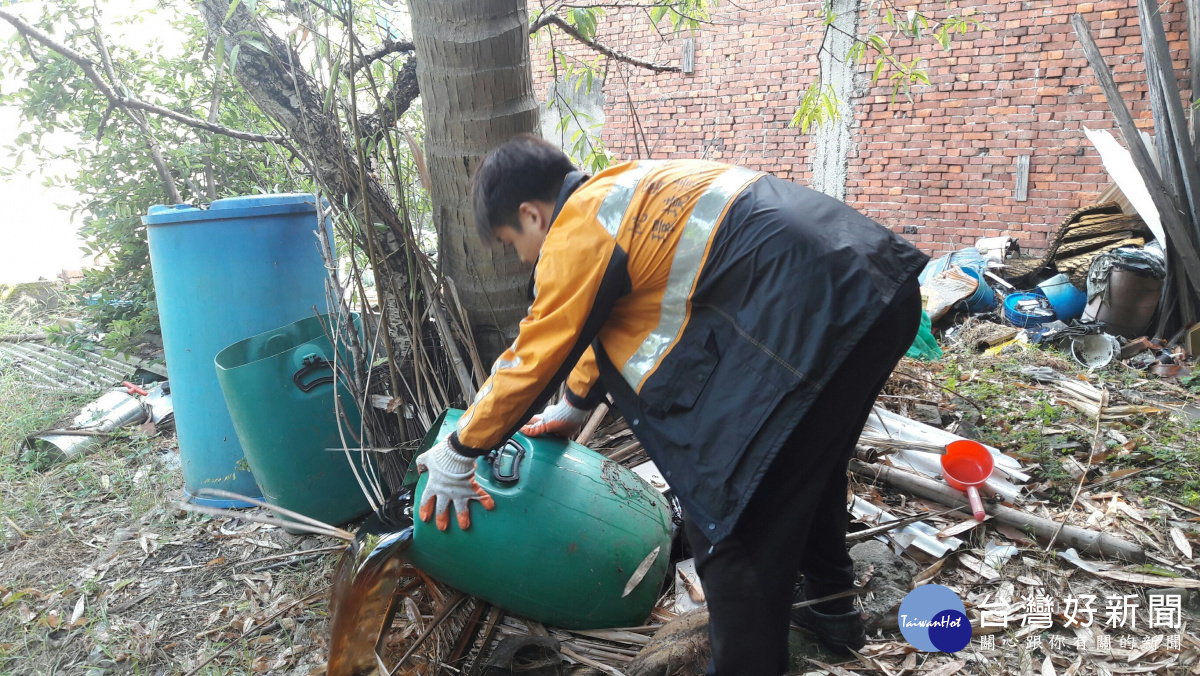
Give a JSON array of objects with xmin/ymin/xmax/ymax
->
[{"xmin": 409, "ymin": 0, "xmax": 541, "ymax": 364}]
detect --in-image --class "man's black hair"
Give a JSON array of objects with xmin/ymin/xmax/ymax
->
[{"xmin": 472, "ymin": 134, "xmax": 577, "ymax": 241}]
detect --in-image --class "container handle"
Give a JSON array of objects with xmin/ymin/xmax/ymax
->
[
  {"xmin": 293, "ymin": 355, "xmax": 335, "ymax": 393},
  {"xmin": 488, "ymin": 440, "xmax": 525, "ymax": 484}
]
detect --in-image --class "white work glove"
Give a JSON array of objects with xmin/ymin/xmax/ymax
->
[
  {"xmin": 415, "ymin": 438, "xmax": 495, "ymax": 531},
  {"xmin": 520, "ymin": 398, "xmax": 590, "ymax": 438}
]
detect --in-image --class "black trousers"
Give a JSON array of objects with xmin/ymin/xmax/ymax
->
[{"xmin": 685, "ymin": 281, "xmax": 921, "ymax": 675}]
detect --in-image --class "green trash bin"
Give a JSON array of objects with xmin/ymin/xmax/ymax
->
[
  {"xmin": 401, "ymin": 409, "xmax": 674, "ymax": 628},
  {"xmin": 215, "ymin": 314, "xmax": 376, "ymax": 526}
]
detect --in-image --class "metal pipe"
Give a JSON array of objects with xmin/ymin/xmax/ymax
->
[{"xmin": 848, "ymin": 459, "xmax": 1145, "ymax": 562}]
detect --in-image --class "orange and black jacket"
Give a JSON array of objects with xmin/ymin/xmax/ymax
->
[{"xmin": 451, "ymin": 160, "xmax": 927, "ymax": 542}]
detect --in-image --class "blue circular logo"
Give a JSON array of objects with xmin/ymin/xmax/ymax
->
[{"xmin": 898, "ymin": 584, "xmax": 970, "ymax": 652}]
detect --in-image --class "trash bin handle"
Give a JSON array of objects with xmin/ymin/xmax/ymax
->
[
  {"xmin": 293, "ymin": 356, "xmax": 335, "ymax": 393},
  {"xmin": 488, "ymin": 440, "xmax": 525, "ymax": 484}
]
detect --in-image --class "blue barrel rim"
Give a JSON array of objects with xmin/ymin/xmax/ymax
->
[
  {"xmin": 184, "ymin": 488, "xmax": 261, "ymax": 509},
  {"xmin": 143, "ymin": 193, "xmax": 320, "ymax": 226},
  {"xmin": 960, "ymin": 267, "xmax": 997, "ymax": 312},
  {"xmin": 1037, "ymin": 274, "xmax": 1087, "ymax": 320},
  {"xmin": 1003, "ymin": 291, "xmax": 1057, "ymax": 328}
]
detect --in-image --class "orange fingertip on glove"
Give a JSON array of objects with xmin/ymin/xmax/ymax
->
[
  {"xmin": 520, "ymin": 399, "xmax": 590, "ymax": 438},
  {"xmin": 414, "ymin": 438, "xmax": 496, "ymax": 531},
  {"xmin": 520, "ymin": 415, "xmax": 573, "ymax": 437},
  {"xmin": 417, "ymin": 478, "xmax": 495, "ymax": 531}
]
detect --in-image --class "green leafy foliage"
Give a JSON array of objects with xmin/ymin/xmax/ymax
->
[
  {"xmin": 789, "ymin": 79, "xmax": 842, "ymax": 133},
  {"xmin": 648, "ymin": 0, "xmax": 712, "ymax": 33},
  {"xmin": 792, "ymin": 1, "xmax": 989, "ymax": 133},
  {"xmin": 1181, "ymin": 371, "xmax": 1200, "ymax": 391},
  {"xmin": 567, "ymin": 6, "xmax": 602, "ymax": 41},
  {"xmin": 541, "ymin": 48, "xmax": 612, "ymax": 173},
  {"xmin": 0, "ymin": 1, "xmax": 304, "ymax": 355},
  {"xmin": 532, "ymin": 1, "xmax": 718, "ymax": 171}
]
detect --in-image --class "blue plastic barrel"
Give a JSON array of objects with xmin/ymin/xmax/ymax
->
[
  {"xmin": 144, "ymin": 195, "xmax": 334, "ymax": 507},
  {"xmin": 960, "ymin": 267, "xmax": 997, "ymax": 312},
  {"xmin": 1036, "ymin": 274, "xmax": 1087, "ymax": 321}
]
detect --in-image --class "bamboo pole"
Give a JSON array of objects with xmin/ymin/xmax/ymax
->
[{"xmin": 848, "ymin": 460, "xmax": 1145, "ymax": 562}]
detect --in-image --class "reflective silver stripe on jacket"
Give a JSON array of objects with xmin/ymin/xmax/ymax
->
[
  {"xmin": 621, "ymin": 165, "xmax": 763, "ymax": 391},
  {"xmin": 457, "ymin": 353, "xmax": 522, "ymax": 432},
  {"xmin": 465, "ymin": 162, "xmax": 662, "ymax": 435},
  {"xmin": 596, "ymin": 160, "xmax": 663, "ymax": 236}
]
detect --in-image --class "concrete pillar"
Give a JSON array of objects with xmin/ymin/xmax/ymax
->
[
  {"xmin": 541, "ymin": 73, "xmax": 607, "ymax": 158},
  {"xmin": 811, "ymin": 0, "xmax": 862, "ymax": 201}
]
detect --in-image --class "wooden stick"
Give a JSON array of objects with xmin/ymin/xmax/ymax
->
[
  {"xmin": 174, "ymin": 502, "xmax": 351, "ymax": 542},
  {"xmin": 845, "ymin": 508, "xmax": 961, "ymax": 542},
  {"xmin": 3, "ymin": 515, "xmax": 29, "ymax": 539},
  {"xmin": 233, "ymin": 545, "xmax": 345, "ymax": 568},
  {"xmin": 387, "ymin": 591, "xmax": 467, "ymax": 675},
  {"xmin": 848, "ymin": 460, "xmax": 1145, "ymax": 562},
  {"xmin": 561, "ymin": 646, "xmax": 625, "ymax": 676},
  {"xmin": 1140, "ymin": 0, "xmax": 1200, "ymax": 245},
  {"xmin": 1151, "ymin": 496, "xmax": 1200, "ymax": 518},
  {"xmin": 575, "ymin": 402, "xmax": 610, "ymax": 447},
  {"xmin": 422, "ymin": 269, "xmax": 477, "ymax": 401},
  {"xmin": 254, "ymin": 552, "xmax": 329, "ymax": 572},
  {"xmin": 448, "ymin": 601, "xmax": 489, "ymax": 666},
  {"xmin": 193, "ymin": 489, "xmax": 354, "ymax": 540},
  {"xmin": 465, "ymin": 606, "xmax": 504, "ymax": 676},
  {"xmin": 606, "ymin": 441, "xmax": 643, "ymax": 464},
  {"xmin": 1045, "ymin": 387, "xmax": 1107, "ymax": 552},
  {"xmin": 790, "ymin": 587, "xmax": 868, "ymax": 610},
  {"xmin": 1073, "ymin": 12, "xmax": 1200, "ymax": 291}
]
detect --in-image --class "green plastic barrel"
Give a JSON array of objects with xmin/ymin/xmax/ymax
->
[
  {"xmin": 215, "ymin": 314, "xmax": 375, "ymax": 526},
  {"xmin": 405, "ymin": 409, "xmax": 673, "ymax": 629}
]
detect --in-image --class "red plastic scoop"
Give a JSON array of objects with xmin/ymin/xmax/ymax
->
[{"xmin": 940, "ymin": 440, "xmax": 994, "ymax": 521}]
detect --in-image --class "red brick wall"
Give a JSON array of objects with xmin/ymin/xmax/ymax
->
[{"xmin": 531, "ymin": 0, "xmax": 1190, "ymax": 256}]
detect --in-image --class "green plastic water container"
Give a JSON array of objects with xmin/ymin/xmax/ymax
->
[
  {"xmin": 215, "ymin": 314, "xmax": 375, "ymax": 526},
  {"xmin": 406, "ymin": 409, "xmax": 673, "ymax": 629}
]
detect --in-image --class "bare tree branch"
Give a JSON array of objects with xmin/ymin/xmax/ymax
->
[
  {"xmin": 120, "ymin": 98, "xmax": 288, "ymax": 143},
  {"xmin": 359, "ymin": 56, "xmax": 419, "ymax": 142},
  {"xmin": 530, "ymin": 13, "xmax": 680, "ymax": 72},
  {"xmin": 91, "ymin": 14, "xmax": 182, "ymax": 204},
  {"xmin": 0, "ymin": 7, "xmax": 289, "ymax": 146},
  {"xmin": 348, "ymin": 37, "xmax": 415, "ymax": 75}
]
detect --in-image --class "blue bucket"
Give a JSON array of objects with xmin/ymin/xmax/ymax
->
[
  {"xmin": 1003, "ymin": 292, "xmax": 1057, "ymax": 328},
  {"xmin": 1036, "ymin": 274, "xmax": 1087, "ymax": 321},
  {"xmin": 144, "ymin": 195, "xmax": 334, "ymax": 508},
  {"xmin": 960, "ymin": 267, "xmax": 996, "ymax": 312}
]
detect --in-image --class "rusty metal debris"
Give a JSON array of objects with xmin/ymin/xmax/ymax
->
[{"xmin": 24, "ymin": 387, "xmax": 151, "ymax": 461}]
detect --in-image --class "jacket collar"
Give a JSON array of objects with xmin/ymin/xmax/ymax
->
[
  {"xmin": 550, "ymin": 170, "xmax": 590, "ymax": 227},
  {"xmin": 527, "ymin": 170, "xmax": 590, "ymax": 302}
]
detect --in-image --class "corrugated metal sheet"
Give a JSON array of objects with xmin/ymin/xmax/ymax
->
[{"xmin": 0, "ymin": 341, "xmax": 152, "ymax": 390}]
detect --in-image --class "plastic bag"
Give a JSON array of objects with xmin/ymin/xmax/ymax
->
[
  {"xmin": 917, "ymin": 247, "xmax": 989, "ymax": 285},
  {"xmin": 906, "ymin": 308, "xmax": 943, "ymax": 361},
  {"xmin": 922, "ymin": 266, "xmax": 978, "ymax": 321}
]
